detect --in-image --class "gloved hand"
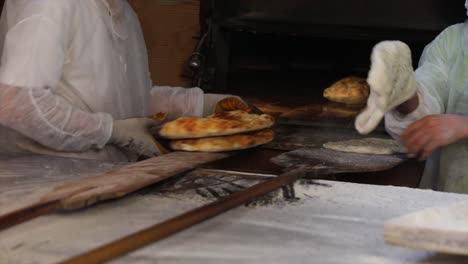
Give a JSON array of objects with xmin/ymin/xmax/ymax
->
[
  {"xmin": 109, "ymin": 117, "xmax": 168, "ymax": 158},
  {"xmin": 203, "ymin": 94, "xmax": 250, "ymax": 116},
  {"xmin": 355, "ymin": 41, "xmax": 417, "ymax": 134}
]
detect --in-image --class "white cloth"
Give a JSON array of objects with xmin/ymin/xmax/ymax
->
[
  {"xmin": 0, "ymin": 0, "xmax": 152, "ymax": 161},
  {"xmin": 385, "ymin": 22, "xmax": 468, "ymax": 193},
  {"xmin": 355, "ymin": 41, "xmax": 416, "ymax": 134}
]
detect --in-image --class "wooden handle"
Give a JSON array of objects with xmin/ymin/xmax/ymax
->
[{"xmin": 0, "ymin": 201, "xmax": 59, "ymax": 232}]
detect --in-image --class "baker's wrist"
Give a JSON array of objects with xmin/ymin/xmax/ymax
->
[{"xmin": 396, "ymin": 93, "xmax": 419, "ymax": 116}]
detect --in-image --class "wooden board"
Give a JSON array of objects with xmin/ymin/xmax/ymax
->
[{"xmin": 385, "ymin": 202, "xmax": 468, "ymax": 256}]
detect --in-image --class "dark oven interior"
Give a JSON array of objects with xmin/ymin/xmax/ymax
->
[{"xmin": 190, "ymin": 0, "xmax": 466, "ymax": 126}]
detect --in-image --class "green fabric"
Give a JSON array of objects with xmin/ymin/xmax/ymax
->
[{"xmin": 416, "ymin": 23, "xmax": 468, "ymax": 193}]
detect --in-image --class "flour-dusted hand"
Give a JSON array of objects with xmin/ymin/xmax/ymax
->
[
  {"xmin": 109, "ymin": 117, "xmax": 166, "ymax": 158},
  {"xmin": 355, "ymin": 41, "xmax": 417, "ymax": 134}
]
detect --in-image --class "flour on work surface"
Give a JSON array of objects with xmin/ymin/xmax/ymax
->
[{"xmin": 323, "ymin": 137, "xmax": 406, "ymax": 155}]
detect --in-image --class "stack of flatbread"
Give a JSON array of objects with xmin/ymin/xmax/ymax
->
[{"xmin": 158, "ymin": 110, "xmax": 275, "ymax": 152}]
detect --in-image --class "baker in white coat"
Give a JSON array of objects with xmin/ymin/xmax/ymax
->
[
  {"xmin": 356, "ymin": 1, "xmax": 468, "ymax": 193},
  {"xmin": 0, "ymin": 0, "xmax": 236, "ymax": 162}
]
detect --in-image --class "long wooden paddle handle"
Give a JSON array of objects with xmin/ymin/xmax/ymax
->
[
  {"xmin": 59, "ymin": 167, "xmax": 308, "ymax": 264},
  {"xmin": 0, "ymin": 201, "xmax": 60, "ymax": 232}
]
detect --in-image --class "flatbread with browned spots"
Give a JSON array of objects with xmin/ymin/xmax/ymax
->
[
  {"xmin": 159, "ymin": 110, "xmax": 275, "ymax": 139},
  {"xmin": 170, "ymin": 128, "xmax": 274, "ymax": 152},
  {"xmin": 323, "ymin": 76, "xmax": 370, "ymax": 105}
]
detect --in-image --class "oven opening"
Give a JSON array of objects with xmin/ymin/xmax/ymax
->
[
  {"xmin": 212, "ymin": 32, "xmax": 429, "ymax": 129},
  {"xmin": 193, "ymin": 0, "xmax": 464, "ymax": 128}
]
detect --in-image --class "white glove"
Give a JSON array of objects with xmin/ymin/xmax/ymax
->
[
  {"xmin": 109, "ymin": 117, "xmax": 164, "ymax": 158},
  {"xmin": 355, "ymin": 41, "xmax": 417, "ymax": 134}
]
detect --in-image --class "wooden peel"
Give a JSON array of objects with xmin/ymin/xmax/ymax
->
[
  {"xmin": 0, "ymin": 152, "xmax": 231, "ymax": 232},
  {"xmin": 270, "ymin": 148, "xmax": 406, "ymax": 175},
  {"xmin": 42, "ymin": 152, "xmax": 231, "ymax": 210}
]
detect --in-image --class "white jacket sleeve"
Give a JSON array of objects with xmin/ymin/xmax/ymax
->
[
  {"xmin": 149, "ymin": 86, "xmax": 237, "ymax": 120},
  {"xmin": 385, "ymin": 26, "xmax": 455, "ymax": 139},
  {"xmin": 0, "ymin": 83, "xmax": 113, "ymax": 151},
  {"xmin": 149, "ymin": 86, "xmax": 204, "ymax": 121},
  {"xmin": 0, "ymin": 1, "xmax": 113, "ymax": 152}
]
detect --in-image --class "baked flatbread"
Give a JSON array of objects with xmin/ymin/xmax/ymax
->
[
  {"xmin": 170, "ymin": 128, "xmax": 274, "ymax": 152},
  {"xmin": 323, "ymin": 76, "xmax": 370, "ymax": 105},
  {"xmin": 159, "ymin": 110, "xmax": 275, "ymax": 139},
  {"xmin": 323, "ymin": 138, "xmax": 406, "ymax": 155}
]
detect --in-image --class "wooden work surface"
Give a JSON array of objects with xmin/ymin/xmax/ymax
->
[{"xmin": 2, "ymin": 175, "xmax": 468, "ymax": 264}]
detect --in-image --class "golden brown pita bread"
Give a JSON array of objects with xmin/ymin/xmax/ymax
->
[
  {"xmin": 159, "ymin": 110, "xmax": 275, "ymax": 139},
  {"xmin": 170, "ymin": 128, "xmax": 274, "ymax": 152},
  {"xmin": 323, "ymin": 77, "xmax": 370, "ymax": 105},
  {"xmin": 148, "ymin": 112, "xmax": 168, "ymax": 121},
  {"xmin": 214, "ymin": 97, "xmax": 251, "ymax": 113}
]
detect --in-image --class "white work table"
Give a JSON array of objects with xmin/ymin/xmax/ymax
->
[{"xmin": 1, "ymin": 154, "xmax": 468, "ymax": 264}]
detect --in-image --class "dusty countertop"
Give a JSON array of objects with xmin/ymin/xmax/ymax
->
[
  {"xmin": 0, "ymin": 154, "xmax": 121, "ymax": 216},
  {"xmin": 0, "ymin": 153, "xmax": 467, "ymax": 264}
]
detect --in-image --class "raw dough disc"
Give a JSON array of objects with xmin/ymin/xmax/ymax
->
[{"xmin": 323, "ymin": 138, "xmax": 406, "ymax": 155}]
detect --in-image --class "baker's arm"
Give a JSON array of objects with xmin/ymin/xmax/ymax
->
[
  {"xmin": 384, "ymin": 86, "xmax": 442, "ymax": 140},
  {"xmin": 384, "ymin": 24, "xmax": 457, "ymax": 140},
  {"xmin": 0, "ymin": 83, "xmax": 113, "ymax": 151}
]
